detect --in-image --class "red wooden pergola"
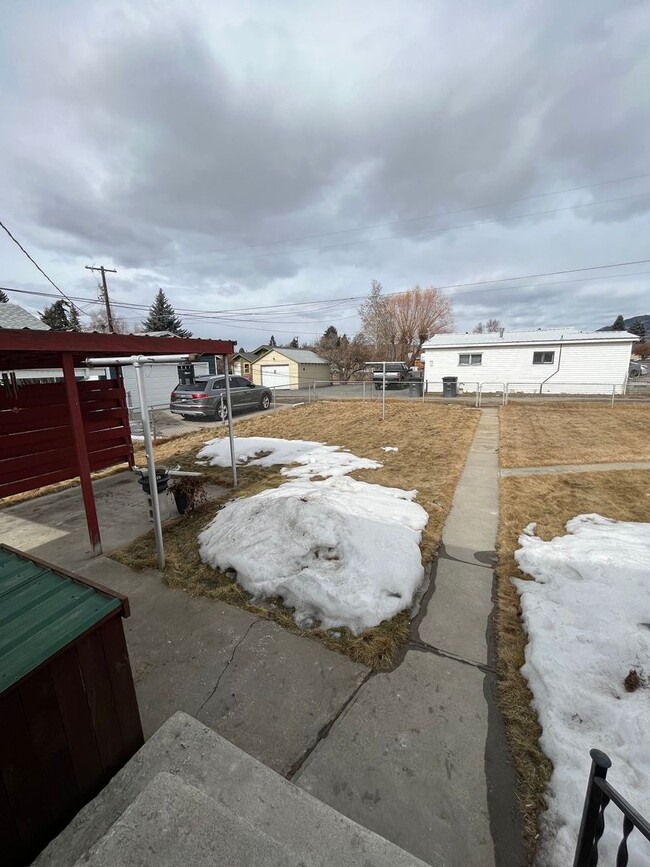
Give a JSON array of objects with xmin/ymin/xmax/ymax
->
[{"xmin": 0, "ymin": 330, "xmax": 235, "ymax": 555}]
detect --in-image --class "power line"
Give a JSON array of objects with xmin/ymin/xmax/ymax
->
[
  {"xmin": 156, "ymin": 172, "xmax": 650, "ymax": 264},
  {"xmin": 0, "ymin": 217, "xmax": 80, "ymax": 313}
]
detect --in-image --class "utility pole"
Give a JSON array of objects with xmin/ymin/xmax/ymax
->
[{"xmin": 85, "ymin": 265, "xmax": 117, "ymax": 332}]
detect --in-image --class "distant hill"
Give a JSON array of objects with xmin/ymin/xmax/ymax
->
[{"xmin": 599, "ymin": 314, "xmax": 650, "ymax": 335}]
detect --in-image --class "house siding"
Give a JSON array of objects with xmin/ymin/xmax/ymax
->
[
  {"xmin": 423, "ymin": 340, "xmax": 633, "ymax": 394},
  {"xmin": 121, "ymin": 361, "xmax": 209, "ymax": 406}
]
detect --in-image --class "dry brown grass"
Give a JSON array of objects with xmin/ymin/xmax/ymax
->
[
  {"xmin": 113, "ymin": 400, "xmax": 479, "ymax": 669},
  {"xmin": 499, "ymin": 403, "xmax": 650, "ymax": 468},
  {"xmin": 496, "ymin": 469, "xmax": 650, "ymax": 856}
]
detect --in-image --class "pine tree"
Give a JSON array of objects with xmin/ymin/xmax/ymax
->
[
  {"xmin": 41, "ymin": 300, "xmax": 71, "ymax": 331},
  {"xmin": 288, "ymin": 336, "xmax": 299, "ymax": 348},
  {"xmin": 611, "ymin": 314, "xmax": 626, "ymax": 331},
  {"xmin": 0, "ymin": 289, "xmax": 9, "ymax": 303},
  {"xmin": 629, "ymin": 320, "xmax": 646, "ymax": 340},
  {"xmin": 269, "ymin": 334, "xmax": 277, "ymax": 347},
  {"xmin": 141, "ymin": 289, "xmax": 192, "ymax": 337},
  {"xmin": 67, "ymin": 304, "xmax": 82, "ymax": 332}
]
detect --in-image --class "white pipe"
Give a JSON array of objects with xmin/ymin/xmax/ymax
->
[
  {"xmin": 222, "ymin": 355, "xmax": 237, "ymax": 489},
  {"xmin": 133, "ymin": 362, "xmax": 165, "ymax": 570},
  {"xmin": 84, "ymin": 354, "xmax": 195, "ymax": 366}
]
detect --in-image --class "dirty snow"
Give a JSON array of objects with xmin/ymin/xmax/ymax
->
[
  {"xmin": 514, "ymin": 515, "xmax": 650, "ymax": 866},
  {"xmin": 197, "ymin": 436, "xmax": 381, "ymax": 478},
  {"xmin": 381, "ymin": 446, "xmax": 399, "ymax": 452},
  {"xmin": 198, "ymin": 475, "xmax": 428, "ymax": 634}
]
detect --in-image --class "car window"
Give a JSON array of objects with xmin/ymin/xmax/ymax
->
[
  {"xmin": 211, "ymin": 379, "xmax": 225, "ymax": 390},
  {"xmin": 234, "ymin": 376, "xmax": 251, "ymax": 388}
]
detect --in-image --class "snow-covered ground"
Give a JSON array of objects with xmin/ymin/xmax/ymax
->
[
  {"xmin": 197, "ymin": 436, "xmax": 429, "ymax": 633},
  {"xmin": 514, "ymin": 515, "xmax": 650, "ymax": 866},
  {"xmin": 197, "ymin": 436, "xmax": 381, "ymax": 478}
]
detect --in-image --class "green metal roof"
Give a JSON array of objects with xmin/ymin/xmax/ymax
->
[{"xmin": 0, "ymin": 547, "xmax": 122, "ymax": 692}]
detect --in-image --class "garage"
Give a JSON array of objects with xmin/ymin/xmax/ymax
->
[{"xmin": 261, "ymin": 364, "xmax": 291, "ymax": 389}]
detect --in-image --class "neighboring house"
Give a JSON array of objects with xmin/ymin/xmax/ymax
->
[
  {"xmin": 230, "ymin": 351, "xmax": 256, "ymax": 378},
  {"xmin": 252, "ymin": 348, "xmax": 330, "ymax": 389},
  {"xmin": 0, "ymin": 302, "xmax": 50, "ymax": 331},
  {"xmin": 421, "ymin": 329, "xmax": 637, "ymax": 394}
]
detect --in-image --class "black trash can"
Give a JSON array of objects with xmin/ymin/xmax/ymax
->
[
  {"xmin": 137, "ymin": 470, "xmax": 170, "ymax": 495},
  {"xmin": 442, "ymin": 376, "xmax": 458, "ymax": 397},
  {"xmin": 408, "ymin": 381, "xmax": 424, "ymax": 397}
]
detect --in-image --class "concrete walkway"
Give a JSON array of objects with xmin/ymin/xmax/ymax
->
[
  {"xmin": 294, "ymin": 409, "xmax": 523, "ymax": 866},
  {"xmin": 501, "ymin": 460, "xmax": 650, "ymax": 477}
]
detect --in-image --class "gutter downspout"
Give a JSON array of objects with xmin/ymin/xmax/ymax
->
[{"xmin": 539, "ymin": 336, "xmax": 563, "ymax": 394}]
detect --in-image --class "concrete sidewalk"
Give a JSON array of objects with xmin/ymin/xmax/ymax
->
[
  {"xmin": 294, "ymin": 409, "xmax": 523, "ymax": 866},
  {"xmin": 501, "ymin": 459, "xmax": 650, "ymax": 476}
]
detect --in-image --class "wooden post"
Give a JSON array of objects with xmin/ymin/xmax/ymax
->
[{"xmin": 62, "ymin": 352, "xmax": 102, "ymax": 556}]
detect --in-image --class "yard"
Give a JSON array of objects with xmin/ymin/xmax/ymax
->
[
  {"xmin": 499, "ymin": 403, "xmax": 650, "ymax": 467},
  {"xmin": 114, "ymin": 400, "xmax": 480, "ymax": 669},
  {"xmin": 496, "ymin": 400, "xmax": 650, "ymax": 857}
]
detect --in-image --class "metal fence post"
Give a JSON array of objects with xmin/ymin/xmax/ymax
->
[
  {"xmin": 477, "ymin": 384, "xmax": 482, "ymax": 408},
  {"xmin": 611, "ymin": 384, "xmax": 616, "ymax": 408},
  {"xmin": 573, "ymin": 749, "xmax": 612, "ymax": 867},
  {"xmin": 273, "ymin": 388, "xmax": 276, "ymax": 410}
]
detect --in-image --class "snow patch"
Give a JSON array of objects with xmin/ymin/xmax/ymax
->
[
  {"xmin": 198, "ymin": 475, "xmax": 428, "ymax": 634},
  {"xmin": 514, "ymin": 514, "xmax": 650, "ymax": 866},
  {"xmin": 381, "ymin": 446, "xmax": 399, "ymax": 452},
  {"xmin": 197, "ymin": 436, "xmax": 381, "ymax": 478}
]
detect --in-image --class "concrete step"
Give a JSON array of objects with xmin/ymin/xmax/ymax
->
[
  {"xmin": 72, "ymin": 772, "xmax": 298, "ymax": 866},
  {"xmin": 36, "ymin": 712, "xmax": 430, "ymax": 867}
]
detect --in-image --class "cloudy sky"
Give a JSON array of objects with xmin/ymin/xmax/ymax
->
[{"xmin": 1, "ymin": 0, "xmax": 649, "ymax": 346}]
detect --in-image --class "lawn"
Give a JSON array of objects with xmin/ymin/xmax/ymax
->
[
  {"xmin": 115, "ymin": 400, "xmax": 480, "ymax": 669},
  {"xmin": 499, "ymin": 403, "xmax": 650, "ymax": 468},
  {"xmin": 496, "ymin": 469, "xmax": 650, "ymax": 857}
]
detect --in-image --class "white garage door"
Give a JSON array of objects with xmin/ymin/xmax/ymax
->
[{"xmin": 261, "ymin": 364, "xmax": 291, "ymax": 388}]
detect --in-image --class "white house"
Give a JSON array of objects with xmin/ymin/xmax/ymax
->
[{"xmin": 421, "ymin": 329, "xmax": 637, "ymax": 394}]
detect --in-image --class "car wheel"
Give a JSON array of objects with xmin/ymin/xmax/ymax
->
[
  {"xmin": 260, "ymin": 393, "xmax": 271, "ymax": 410},
  {"xmin": 630, "ymin": 369, "xmax": 640, "ymax": 378},
  {"xmin": 216, "ymin": 403, "xmax": 228, "ymax": 421}
]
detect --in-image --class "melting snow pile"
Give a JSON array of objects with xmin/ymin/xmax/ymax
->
[
  {"xmin": 514, "ymin": 515, "xmax": 650, "ymax": 867},
  {"xmin": 197, "ymin": 436, "xmax": 428, "ymax": 633},
  {"xmin": 197, "ymin": 436, "xmax": 381, "ymax": 478}
]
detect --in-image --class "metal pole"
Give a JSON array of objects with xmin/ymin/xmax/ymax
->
[
  {"xmin": 422, "ymin": 379, "xmax": 426, "ymax": 403},
  {"xmin": 133, "ymin": 362, "xmax": 165, "ymax": 570},
  {"xmin": 382, "ymin": 361, "xmax": 386, "ymax": 421},
  {"xmin": 611, "ymin": 384, "xmax": 616, "ymax": 408},
  {"xmin": 222, "ymin": 355, "xmax": 237, "ymax": 488},
  {"xmin": 362, "ymin": 380, "xmax": 366, "ymax": 402}
]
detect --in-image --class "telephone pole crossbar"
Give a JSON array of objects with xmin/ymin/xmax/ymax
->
[{"xmin": 85, "ymin": 265, "xmax": 117, "ymax": 332}]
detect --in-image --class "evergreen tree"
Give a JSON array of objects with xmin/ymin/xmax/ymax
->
[
  {"xmin": 41, "ymin": 300, "xmax": 71, "ymax": 331},
  {"xmin": 67, "ymin": 304, "xmax": 82, "ymax": 332},
  {"xmin": 288, "ymin": 336, "xmax": 299, "ymax": 348},
  {"xmin": 629, "ymin": 320, "xmax": 646, "ymax": 340},
  {"xmin": 141, "ymin": 289, "xmax": 192, "ymax": 337},
  {"xmin": 611, "ymin": 314, "xmax": 626, "ymax": 331},
  {"xmin": 0, "ymin": 289, "xmax": 9, "ymax": 303},
  {"xmin": 269, "ymin": 334, "xmax": 277, "ymax": 347}
]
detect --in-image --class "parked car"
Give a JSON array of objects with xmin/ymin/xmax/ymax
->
[
  {"xmin": 170, "ymin": 375, "xmax": 272, "ymax": 420},
  {"xmin": 629, "ymin": 361, "xmax": 649, "ymax": 378},
  {"xmin": 371, "ymin": 362, "xmax": 421, "ymax": 390}
]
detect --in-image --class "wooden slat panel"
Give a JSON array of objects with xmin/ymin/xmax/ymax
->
[
  {"xmin": 88, "ymin": 442, "xmax": 132, "ymax": 463},
  {"xmin": 80, "ymin": 387, "xmax": 123, "ymax": 403},
  {"xmin": 0, "ymin": 449, "xmax": 78, "ymax": 483},
  {"xmin": 0, "ymin": 467, "xmax": 79, "ymax": 499},
  {"xmin": 0, "ymin": 690, "xmax": 52, "ymax": 848},
  {"xmin": 100, "ymin": 618, "xmax": 144, "ymax": 757},
  {"xmin": 75, "ymin": 631, "xmax": 125, "ymax": 777},
  {"xmin": 2, "ymin": 427, "xmax": 72, "ymax": 459},
  {"xmin": 0, "ymin": 775, "xmax": 21, "ymax": 866},
  {"xmin": 20, "ymin": 668, "xmax": 80, "ymax": 827},
  {"xmin": 83, "ymin": 408, "xmax": 129, "ymax": 432},
  {"xmin": 85, "ymin": 426, "xmax": 131, "ymax": 446},
  {"xmin": 77, "ymin": 379, "xmax": 119, "ymax": 394},
  {"xmin": 50, "ymin": 647, "xmax": 105, "ymax": 801},
  {"xmin": 81, "ymin": 399, "xmax": 126, "ymax": 414},
  {"xmin": 0, "ymin": 406, "xmax": 70, "ymax": 435},
  {"xmin": 0, "ymin": 383, "xmax": 66, "ymax": 409}
]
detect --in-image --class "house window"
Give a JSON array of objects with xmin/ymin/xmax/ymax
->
[
  {"xmin": 533, "ymin": 351, "xmax": 555, "ymax": 364},
  {"xmin": 459, "ymin": 353, "xmax": 482, "ymax": 366},
  {"xmin": 244, "ymin": 363, "xmax": 250, "ymax": 373}
]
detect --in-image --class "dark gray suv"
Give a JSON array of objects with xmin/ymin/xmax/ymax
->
[{"xmin": 170, "ymin": 376, "xmax": 272, "ymax": 421}]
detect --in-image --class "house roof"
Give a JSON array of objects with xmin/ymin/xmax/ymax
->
[
  {"xmin": 232, "ymin": 351, "xmax": 256, "ymax": 362},
  {"xmin": 257, "ymin": 347, "xmax": 329, "ymax": 364},
  {"xmin": 422, "ymin": 329, "xmax": 638, "ymax": 349},
  {"xmin": 0, "ymin": 303, "xmax": 50, "ymax": 331},
  {"xmin": 0, "ymin": 329, "xmax": 236, "ymax": 370}
]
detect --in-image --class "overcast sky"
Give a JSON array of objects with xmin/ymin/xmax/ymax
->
[{"xmin": 1, "ymin": 0, "xmax": 649, "ymax": 346}]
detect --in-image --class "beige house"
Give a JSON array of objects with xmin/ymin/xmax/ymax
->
[{"xmin": 252, "ymin": 348, "xmax": 330, "ymax": 389}]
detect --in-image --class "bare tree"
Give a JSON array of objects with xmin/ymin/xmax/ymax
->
[
  {"xmin": 384, "ymin": 285, "xmax": 453, "ymax": 366},
  {"xmin": 317, "ymin": 326, "xmax": 370, "ymax": 381},
  {"xmin": 358, "ymin": 280, "xmax": 390, "ymax": 350},
  {"xmin": 88, "ymin": 309, "xmax": 129, "ymax": 333},
  {"xmin": 474, "ymin": 318, "xmax": 502, "ymax": 334}
]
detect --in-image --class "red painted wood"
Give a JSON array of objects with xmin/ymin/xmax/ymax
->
[
  {"xmin": 0, "ymin": 776, "xmax": 20, "ymax": 865},
  {"xmin": 0, "ymin": 406, "xmax": 70, "ymax": 434},
  {"xmin": 0, "ymin": 467, "xmax": 80, "ymax": 498},
  {"xmin": 83, "ymin": 408, "xmax": 129, "ymax": 432},
  {"xmin": 3, "ymin": 427, "xmax": 71, "ymax": 458},
  {"xmin": 0, "ymin": 383, "xmax": 67, "ymax": 409},
  {"xmin": 62, "ymin": 354, "xmax": 102, "ymax": 555},
  {"xmin": 0, "ymin": 451, "xmax": 78, "ymax": 484},
  {"xmin": 100, "ymin": 618, "xmax": 144, "ymax": 757}
]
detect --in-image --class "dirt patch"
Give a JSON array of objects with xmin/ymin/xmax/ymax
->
[
  {"xmin": 113, "ymin": 400, "xmax": 479, "ymax": 669},
  {"xmin": 496, "ymin": 469, "xmax": 650, "ymax": 856},
  {"xmin": 499, "ymin": 403, "xmax": 650, "ymax": 468}
]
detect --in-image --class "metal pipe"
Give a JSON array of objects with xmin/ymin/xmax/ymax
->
[
  {"xmin": 222, "ymin": 355, "xmax": 237, "ymax": 489},
  {"xmin": 133, "ymin": 362, "xmax": 165, "ymax": 570},
  {"xmin": 85, "ymin": 354, "xmax": 195, "ymax": 366}
]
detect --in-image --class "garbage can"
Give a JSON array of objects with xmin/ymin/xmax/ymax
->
[
  {"xmin": 408, "ymin": 381, "xmax": 424, "ymax": 397},
  {"xmin": 442, "ymin": 376, "xmax": 458, "ymax": 397},
  {"xmin": 137, "ymin": 470, "xmax": 170, "ymax": 495}
]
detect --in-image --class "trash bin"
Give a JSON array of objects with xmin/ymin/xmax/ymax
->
[
  {"xmin": 442, "ymin": 376, "xmax": 458, "ymax": 397},
  {"xmin": 137, "ymin": 470, "xmax": 170, "ymax": 495},
  {"xmin": 408, "ymin": 381, "xmax": 424, "ymax": 397}
]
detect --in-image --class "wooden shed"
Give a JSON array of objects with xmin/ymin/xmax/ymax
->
[
  {"xmin": 252, "ymin": 347, "xmax": 330, "ymax": 390},
  {"xmin": 0, "ymin": 544, "xmax": 143, "ymax": 867}
]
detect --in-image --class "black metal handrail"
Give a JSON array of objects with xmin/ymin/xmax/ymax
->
[{"xmin": 573, "ymin": 748, "xmax": 650, "ymax": 867}]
